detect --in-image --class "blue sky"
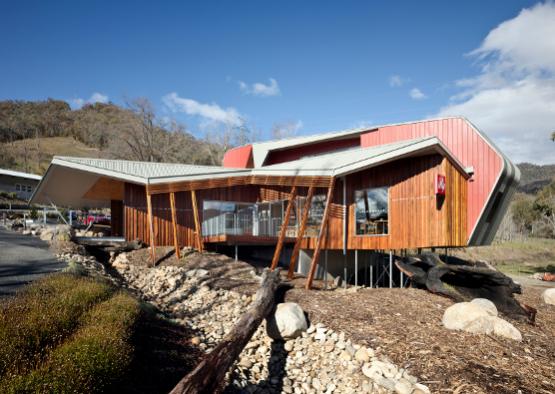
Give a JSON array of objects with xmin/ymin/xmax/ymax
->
[{"xmin": 2, "ymin": 1, "xmax": 554, "ymax": 163}]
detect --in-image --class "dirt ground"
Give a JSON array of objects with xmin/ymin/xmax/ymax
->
[{"xmin": 124, "ymin": 247, "xmax": 555, "ymax": 394}]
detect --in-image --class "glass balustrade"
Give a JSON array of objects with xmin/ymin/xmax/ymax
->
[{"xmin": 201, "ymin": 197, "xmax": 325, "ymax": 239}]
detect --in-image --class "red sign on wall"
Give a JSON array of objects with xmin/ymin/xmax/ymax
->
[{"xmin": 435, "ymin": 174, "xmax": 446, "ymax": 196}]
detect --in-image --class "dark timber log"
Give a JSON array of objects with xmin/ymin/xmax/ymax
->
[
  {"xmin": 396, "ymin": 253, "xmax": 536, "ymax": 322},
  {"xmin": 169, "ymin": 269, "xmax": 282, "ymax": 394}
]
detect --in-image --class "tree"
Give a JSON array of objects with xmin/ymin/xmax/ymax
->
[
  {"xmin": 534, "ymin": 181, "xmax": 555, "ymax": 237},
  {"xmin": 271, "ymin": 121, "xmax": 300, "ymax": 140}
]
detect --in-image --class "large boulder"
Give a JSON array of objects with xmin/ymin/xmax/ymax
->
[
  {"xmin": 442, "ymin": 302, "xmax": 491, "ymax": 330},
  {"xmin": 542, "ymin": 288, "xmax": 555, "ymax": 305},
  {"xmin": 470, "ymin": 298, "xmax": 498, "ymax": 316},
  {"xmin": 462, "ymin": 315, "xmax": 522, "ymax": 341},
  {"xmin": 266, "ymin": 302, "xmax": 308, "ymax": 340}
]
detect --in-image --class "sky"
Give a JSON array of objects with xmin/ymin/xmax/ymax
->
[{"xmin": 1, "ymin": 0, "xmax": 554, "ymax": 163}]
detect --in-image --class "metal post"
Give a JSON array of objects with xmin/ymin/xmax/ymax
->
[
  {"xmin": 370, "ymin": 264, "xmax": 373, "ymax": 289},
  {"xmin": 235, "ymin": 244, "xmax": 238, "ymax": 261},
  {"xmin": 43, "ymin": 208, "xmax": 46, "ymax": 224},
  {"xmin": 69, "ymin": 210, "xmax": 73, "ymax": 226},
  {"xmin": 389, "ymin": 250, "xmax": 393, "ymax": 288},
  {"xmin": 23, "ymin": 213, "xmax": 27, "ymax": 230},
  {"xmin": 343, "ymin": 255, "xmax": 347, "ymax": 289},
  {"xmin": 400, "ymin": 270, "xmax": 404, "ymax": 288},
  {"xmin": 355, "ymin": 249, "xmax": 358, "ymax": 287},
  {"xmin": 324, "ymin": 249, "xmax": 328, "ymax": 290}
]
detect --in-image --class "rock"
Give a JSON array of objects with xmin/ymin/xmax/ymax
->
[
  {"xmin": 462, "ymin": 315, "xmax": 522, "ymax": 341},
  {"xmin": 191, "ymin": 336, "xmax": 201, "ymax": 345},
  {"xmin": 471, "ymin": 298, "xmax": 498, "ymax": 316},
  {"xmin": 333, "ymin": 275, "xmax": 342, "ymax": 288},
  {"xmin": 39, "ymin": 228, "xmax": 54, "ymax": 241},
  {"xmin": 267, "ymin": 303, "xmax": 308, "ymax": 340},
  {"xmin": 22, "ymin": 229, "xmax": 32, "ymax": 235},
  {"xmin": 355, "ymin": 347, "xmax": 370, "ymax": 363},
  {"xmin": 394, "ymin": 379, "xmax": 413, "ymax": 394},
  {"xmin": 339, "ymin": 350, "xmax": 352, "ymax": 361},
  {"xmin": 542, "ymin": 288, "xmax": 555, "ymax": 305},
  {"xmin": 442, "ymin": 302, "xmax": 491, "ymax": 330},
  {"xmin": 413, "ymin": 383, "xmax": 431, "ymax": 394},
  {"xmin": 491, "ymin": 317, "xmax": 522, "ymax": 341}
]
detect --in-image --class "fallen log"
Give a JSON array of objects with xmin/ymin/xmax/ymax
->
[
  {"xmin": 170, "ymin": 268, "xmax": 283, "ymax": 394},
  {"xmin": 396, "ymin": 253, "xmax": 536, "ymax": 323}
]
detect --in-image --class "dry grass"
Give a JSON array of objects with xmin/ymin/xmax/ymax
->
[
  {"xmin": 2, "ymin": 293, "xmax": 140, "ymax": 393},
  {"xmin": 0, "ymin": 274, "xmax": 142, "ymax": 394},
  {"xmin": 3, "ymin": 136, "xmax": 104, "ymax": 174},
  {"xmin": 0, "ymin": 274, "xmax": 113, "ymax": 378}
]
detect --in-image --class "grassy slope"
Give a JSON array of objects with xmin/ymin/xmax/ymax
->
[
  {"xmin": 3, "ymin": 137, "xmax": 104, "ymax": 175},
  {"xmin": 452, "ymin": 238, "xmax": 555, "ymax": 276}
]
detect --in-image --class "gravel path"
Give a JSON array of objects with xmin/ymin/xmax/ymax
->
[{"xmin": 0, "ymin": 227, "xmax": 65, "ymax": 296}]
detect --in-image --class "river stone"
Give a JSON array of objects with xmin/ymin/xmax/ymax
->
[
  {"xmin": 355, "ymin": 347, "xmax": 370, "ymax": 362},
  {"xmin": 266, "ymin": 302, "xmax": 308, "ymax": 340},
  {"xmin": 442, "ymin": 302, "xmax": 491, "ymax": 330},
  {"xmin": 542, "ymin": 288, "xmax": 555, "ymax": 305},
  {"xmin": 471, "ymin": 298, "xmax": 498, "ymax": 316},
  {"xmin": 491, "ymin": 317, "xmax": 522, "ymax": 341}
]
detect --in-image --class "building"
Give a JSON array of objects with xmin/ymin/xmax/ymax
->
[
  {"xmin": 0, "ymin": 168, "xmax": 42, "ymax": 201},
  {"xmin": 30, "ymin": 117, "xmax": 519, "ymax": 288}
]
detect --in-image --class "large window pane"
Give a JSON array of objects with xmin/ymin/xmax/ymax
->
[{"xmin": 354, "ymin": 187, "xmax": 389, "ymax": 235}]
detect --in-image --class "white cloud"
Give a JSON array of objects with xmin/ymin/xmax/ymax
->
[
  {"xmin": 389, "ymin": 75, "xmax": 404, "ymax": 87},
  {"xmin": 162, "ymin": 92, "xmax": 243, "ymax": 126},
  {"xmin": 435, "ymin": 1, "xmax": 555, "ymax": 164},
  {"xmin": 409, "ymin": 88, "xmax": 427, "ymax": 100},
  {"xmin": 71, "ymin": 92, "xmax": 109, "ymax": 109},
  {"xmin": 238, "ymin": 78, "xmax": 280, "ymax": 97}
]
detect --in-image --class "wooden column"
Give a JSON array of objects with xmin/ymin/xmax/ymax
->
[
  {"xmin": 191, "ymin": 189, "xmax": 204, "ymax": 252},
  {"xmin": 287, "ymin": 185, "xmax": 315, "ymax": 279},
  {"xmin": 270, "ymin": 186, "xmax": 297, "ymax": 271},
  {"xmin": 146, "ymin": 193, "xmax": 156, "ymax": 266},
  {"xmin": 169, "ymin": 192, "xmax": 181, "ymax": 259},
  {"xmin": 305, "ymin": 177, "xmax": 336, "ymax": 290}
]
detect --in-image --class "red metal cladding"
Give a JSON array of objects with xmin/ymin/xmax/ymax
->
[
  {"xmin": 360, "ymin": 118, "xmax": 503, "ymax": 241},
  {"xmin": 263, "ymin": 137, "xmax": 360, "ymax": 165},
  {"xmin": 222, "ymin": 144, "xmax": 254, "ymax": 168}
]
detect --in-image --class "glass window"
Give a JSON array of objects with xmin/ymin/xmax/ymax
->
[
  {"xmin": 27, "ymin": 185, "xmax": 32, "ymax": 192},
  {"xmin": 15, "ymin": 184, "xmax": 21, "ymax": 191},
  {"xmin": 354, "ymin": 187, "xmax": 389, "ymax": 235}
]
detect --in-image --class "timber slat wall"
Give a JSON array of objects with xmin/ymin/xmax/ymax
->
[{"xmin": 123, "ymin": 153, "xmax": 467, "ymax": 249}]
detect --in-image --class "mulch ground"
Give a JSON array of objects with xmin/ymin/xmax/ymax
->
[
  {"xmin": 122, "ymin": 247, "xmax": 555, "ymax": 393},
  {"xmin": 286, "ymin": 283, "xmax": 555, "ymax": 394}
]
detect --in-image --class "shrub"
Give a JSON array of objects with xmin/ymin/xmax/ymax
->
[
  {"xmin": 0, "ymin": 274, "xmax": 113, "ymax": 378},
  {"xmin": 1, "ymin": 293, "xmax": 140, "ymax": 393}
]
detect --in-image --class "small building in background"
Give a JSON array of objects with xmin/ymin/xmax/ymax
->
[{"xmin": 0, "ymin": 168, "xmax": 42, "ymax": 201}]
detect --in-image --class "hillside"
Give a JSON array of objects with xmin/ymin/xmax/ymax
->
[
  {"xmin": 517, "ymin": 162, "xmax": 555, "ymax": 194},
  {"xmin": 2, "ymin": 137, "xmax": 105, "ymax": 175},
  {"xmin": 0, "ymin": 99, "xmax": 224, "ymax": 175}
]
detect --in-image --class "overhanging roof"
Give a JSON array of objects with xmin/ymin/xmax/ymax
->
[
  {"xmin": 251, "ymin": 137, "xmax": 470, "ymax": 178},
  {"xmin": 31, "ymin": 136, "xmax": 468, "ymax": 208},
  {"xmin": 0, "ymin": 168, "xmax": 42, "ymax": 181}
]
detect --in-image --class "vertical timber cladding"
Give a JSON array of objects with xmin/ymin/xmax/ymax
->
[
  {"xmin": 124, "ymin": 182, "xmax": 261, "ymax": 247},
  {"xmin": 346, "ymin": 154, "xmax": 467, "ymax": 250}
]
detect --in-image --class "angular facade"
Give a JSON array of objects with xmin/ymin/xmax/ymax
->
[{"xmin": 31, "ymin": 117, "xmax": 519, "ymax": 287}]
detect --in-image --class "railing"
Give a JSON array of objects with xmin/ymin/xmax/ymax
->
[
  {"xmin": 202, "ymin": 198, "xmax": 327, "ymax": 239},
  {"xmin": 202, "ymin": 200, "xmax": 298, "ymax": 238}
]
